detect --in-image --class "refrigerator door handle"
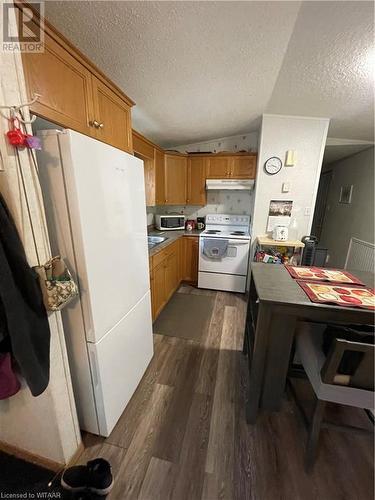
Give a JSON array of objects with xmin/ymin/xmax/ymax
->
[{"xmin": 89, "ymin": 350, "xmax": 99, "ymax": 387}]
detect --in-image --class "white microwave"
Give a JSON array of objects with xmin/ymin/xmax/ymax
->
[{"xmin": 155, "ymin": 214, "xmax": 185, "ymax": 231}]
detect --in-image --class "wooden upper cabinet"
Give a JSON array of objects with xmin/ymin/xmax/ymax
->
[
  {"xmin": 20, "ymin": 8, "xmax": 134, "ymax": 153},
  {"xmin": 164, "ymin": 154, "xmax": 187, "ymax": 205},
  {"xmin": 155, "ymin": 149, "xmax": 166, "ymax": 206},
  {"xmin": 206, "ymin": 156, "xmax": 231, "ymax": 179},
  {"xmin": 187, "ymin": 157, "xmax": 206, "ymax": 205},
  {"xmin": 132, "ymin": 131, "xmax": 154, "ymax": 159},
  {"xmin": 22, "ymin": 22, "xmax": 93, "ymax": 136},
  {"xmin": 92, "ymin": 76, "xmax": 132, "ymax": 153},
  {"xmin": 231, "ymin": 156, "xmax": 256, "ymax": 179}
]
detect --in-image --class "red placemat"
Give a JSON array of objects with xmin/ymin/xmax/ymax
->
[
  {"xmin": 285, "ymin": 265, "xmax": 364, "ymax": 285},
  {"xmin": 297, "ymin": 280, "xmax": 375, "ymax": 309}
]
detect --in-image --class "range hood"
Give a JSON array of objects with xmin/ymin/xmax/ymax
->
[{"xmin": 206, "ymin": 179, "xmax": 254, "ymax": 190}]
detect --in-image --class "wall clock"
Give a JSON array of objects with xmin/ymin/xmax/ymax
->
[{"xmin": 264, "ymin": 156, "xmax": 282, "ymax": 175}]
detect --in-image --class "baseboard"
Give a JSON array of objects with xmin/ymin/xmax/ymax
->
[{"xmin": 0, "ymin": 439, "xmax": 84, "ymax": 472}]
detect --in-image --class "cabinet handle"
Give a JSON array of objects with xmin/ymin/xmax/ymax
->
[
  {"xmin": 165, "ymin": 199, "xmax": 168, "ymax": 203},
  {"xmin": 89, "ymin": 120, "xmax": 100, "ymax": 128},
  {"xmin": 186, "ymin": 198, "xmax": 189, "ymax": 203},
  {"xmin": 98, "ymin": 123, "xmax": 104, "ymax": 129}
]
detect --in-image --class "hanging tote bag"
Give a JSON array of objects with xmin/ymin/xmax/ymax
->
[
  {"xmin": 15, "ymin": 112, "xmax": 79, "ymax": 313},
  {"xmin": 34, "ymin": 256, "xmax": 78, "ymax": 311},
  {"xmin": 0, "ymin": 353, "xmax": 21, "ymax": 399}
]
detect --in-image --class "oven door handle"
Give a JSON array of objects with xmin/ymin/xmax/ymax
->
[{"xmin": 227, "ymin": 240, "xmax": 250, "ymax": 245}]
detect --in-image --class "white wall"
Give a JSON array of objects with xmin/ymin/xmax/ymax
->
[
  {"xmin": 0, "ymin": 2, "xmax": 81, "ymax": 466},
  {"xmin": 252, "ymin": 114, "xmax": 329, "ymax": 244},
  {"xmin": 171, "ymin": 131, "xmax": 258, "ymax": 154},
  {"xmin": 319, "ymin": 147, "xmax": 374, "ymax": 267}
]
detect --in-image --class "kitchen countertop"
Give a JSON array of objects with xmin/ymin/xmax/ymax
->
[{"xmin": 148, "ymin": 229, "xmax": 203, "ymax": 257}]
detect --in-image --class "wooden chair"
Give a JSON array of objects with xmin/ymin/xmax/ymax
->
[{"xmin": 289, "ymin": 322, "xmax": 374, "ymax": 471}]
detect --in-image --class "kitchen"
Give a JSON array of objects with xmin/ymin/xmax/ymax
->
[{"xmin": 0, "ymin": 1, "xmax": 374, "ymax": 499}]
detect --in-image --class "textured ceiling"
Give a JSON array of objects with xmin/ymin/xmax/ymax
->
[
  {"xmin": 267, "ymin": 1, "xmax": 375, "ymax": 142},
  {"xmin": 44, "ymin": 1, "xmax": 374, "ymax": 147}
]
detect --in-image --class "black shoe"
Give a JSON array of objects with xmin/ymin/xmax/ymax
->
[{"xmin": 61, "ymin": 458, "xmax": 114, "ymax": 496}]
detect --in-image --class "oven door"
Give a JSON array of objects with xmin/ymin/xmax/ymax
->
[{"xmin": 199, "ymin": 237, "xmax": 250, "ymax": 275}]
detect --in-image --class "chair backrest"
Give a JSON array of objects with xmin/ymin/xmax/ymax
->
[
  {"xmin": 344, "ymin": 237, "xmax": 375, "ymax": 273},
  {"xmin": 321, "ymin": 338, "xmax": 374, "ymax": 391}
]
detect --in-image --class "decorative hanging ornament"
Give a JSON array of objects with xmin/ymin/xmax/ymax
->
[
  {"xmin": 6, "ymin": 117, "xmax": 42, "ymax": 150},
  {"xmin": 6, "ymin": 118, "xmax": 27, "ymax": 147},
  {"xmin": 24, "ymin": 134, "xmax": 42, "ymax": 150}
]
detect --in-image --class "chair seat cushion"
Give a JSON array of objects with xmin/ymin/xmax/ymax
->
[{"xmin": 296, "ymin": 322, "xmax": 374, "ymax": 409}]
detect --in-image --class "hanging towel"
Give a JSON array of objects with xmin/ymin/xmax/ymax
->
[
  {"xmin": 0, "ymin": 194, "xmax": 51, "ymax": 397},
  {"xmin": 203, "ymin": 238, "xmax": 228, "ymax": 259}
]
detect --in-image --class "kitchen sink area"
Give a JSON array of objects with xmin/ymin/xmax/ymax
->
[{"xmin": 148, "ymin": 235, "xmax": 168, "ymax": 249}]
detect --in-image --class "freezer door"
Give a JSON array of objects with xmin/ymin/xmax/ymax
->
[
  {"xmin": 59, "ymin": 130, "xmax": 150, "ymax": 343},
  {"xmin": 87, "ymin": 291, "xmax": 154, "ymax": 437}
]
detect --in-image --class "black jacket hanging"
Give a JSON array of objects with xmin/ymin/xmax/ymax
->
[{"xmin": 0, "ymin": 193, "xmax": 50, "ymax": 396}]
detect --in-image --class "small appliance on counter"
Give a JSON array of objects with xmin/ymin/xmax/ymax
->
[
  {"xmin": 155, "ymin": 214, "xmax": 185, "ymax": 231},
  {"xmin": 196, "ymin": 217, "xmax": 205, "ymax": 231},
  {"xmin": 272, "ymin": 225, "xmax": 288, "ymax": 241},
  {"xmin": 185, "ymin": 219, "xmax": 196, "ymax": 231}
]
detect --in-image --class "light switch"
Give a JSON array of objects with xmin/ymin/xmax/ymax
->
[{"xmin": 282, "ymin": 182, "xmax": 290, "ymax": 193}]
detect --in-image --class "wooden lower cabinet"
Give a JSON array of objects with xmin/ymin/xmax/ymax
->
[
  {"xmin": 165, "ymin": 246, "xmax": 180, "ymax": 302},
  {"xmin": 151, "ymin": 261, "xmax": 166, "ymax": 320},
  {"xmin": 150, "ymin": 236, "xmax": 199, "ymax": 321},
  {"xmin": 150, "ymin": 239, "xmax": 181, "ymax": 321},
  {"xmin": 181, "ymin": 237, "xmax": 199, "ymax": 284}
]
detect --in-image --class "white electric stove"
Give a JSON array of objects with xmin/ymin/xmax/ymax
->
[{"xmin": 198, "ymin": 214, "xmax": 251, "ymax": 293}]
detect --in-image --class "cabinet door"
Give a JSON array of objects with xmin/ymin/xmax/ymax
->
[
  {"xmin": 231, "ymin": 156, "xmax": 256, "ymax": 179},
  {"xmin": 22, "ymin": 22, "xmax": 94, "ymax": 136},
  {"xmin": 206, "ymin": 157, "xmax": 231, "ymax": 179},
  {"xmin": 182, "ymin": 237, "xmax": 199, "ymax": 284},
  {"xmin": 165, "ymin": 155, "xmax": 187, "ymax": 205},
  {"xmin": 132, "ymin": 132, "xmax": 154, "ymax": 159},
  {"xmin": 142, "ymin": 157, "xmax": 156, "ymax": 206},
  {"xmin": 165, "ymin": 248, "xmax": 180, "ymax": 301},
  {"xmin": 187, "ymin": 157, "xmax": 207, "ymax": 205},
  {"xmin": 155, "ymin": 149, "xmax": 166, "ymax": 206},
  {"xmin": 151, "ymin": 262, "xmax": 166, "ymax": 321},
  {"xmin": 92, "ymin": 76, "xmax": 132, "ymax": 153}
]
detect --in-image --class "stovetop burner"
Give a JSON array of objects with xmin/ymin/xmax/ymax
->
[
  {"xmin": 231, "ymin": 231, "xmax": 246, "ymax": 236},
  {"xmin": 205, "ymin": 230, "xmax": 221, "ymax": 234}
]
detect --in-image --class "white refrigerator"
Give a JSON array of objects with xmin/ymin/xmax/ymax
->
[{"xmin": 37, "ymin": 129, "xmax": 153, "ymax": 437}]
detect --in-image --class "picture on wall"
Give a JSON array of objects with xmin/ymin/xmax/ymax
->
[
  {"xmin": 339, "ymin": 185, "xmax": 353, "ymax": 204},
  {"xmin": 267, "ymin": 200, "xmax": 293, "ymax": 231}
]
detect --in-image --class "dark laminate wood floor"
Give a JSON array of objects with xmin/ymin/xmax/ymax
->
[{"xmin": 78, "ymin": 286, "xmax": 374, "ymax": 500}]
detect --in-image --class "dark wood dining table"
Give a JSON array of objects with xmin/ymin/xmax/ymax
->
[{"xmin": 244, "ymin": 263, "xmax": 375, "ymax": 423}]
